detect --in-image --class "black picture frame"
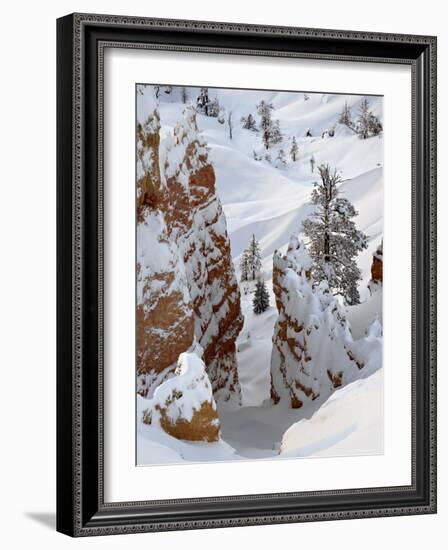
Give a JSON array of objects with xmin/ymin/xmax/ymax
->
[{"xmin": 56, "ymin": 13, "xmax": 437, "ymax": 537}]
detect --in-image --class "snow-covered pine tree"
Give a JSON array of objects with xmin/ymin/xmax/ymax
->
[
  {"xmin": 357, "ymin": 99, "xmax": 370, "ymax": 139},
  {"xmin": 356, "ymin": 98, "xmax": 382, "ymax": 139},
  {"xmin": 256, "ymin": 100, "xmax": 275, "ymax": 150},
  {"xmin": 197, "ymin": 88, "xmax": 210, "ymax": 115},
  {"xmin": 181, "ymin": 87, "xmax": 188, "ymax": 104},
  {"xmin": 207, "ymin": 98, "xmax": 220, "ymax": 118},
  {"xmin": 276, "ymin": 148, "xmax": 287, "ymax": 167},
  {"xmin": 367, "ymin": 111, "xmax": 383, "ymax": 136},
  {"xmin": 302, "ymin": 164, "xmax": 368, "ymax": 305},
  {"xmin": 247, "ymin": 234, "xmax": 262, "ymax": 280},
  {"xmin": 270, "ymin": 119, "xmax": 283, "ymax": 145},
  {"xmin": 241, "ymin": 113, "xmax": 258, "ymax": 131},
  {"xmin": 239, "ymin": 249, "xmax": 250, "ymax": 282},
  {"xmin": 253, "ymin": 278, "xmax": 270, "ymax": 314},
  {"xmin": 338, "ymin": 101, "xmax": 353, "ymax": 127},
  {"xmin": 290, "ymin": 136, "xmax": 299, "ymax": 161}
]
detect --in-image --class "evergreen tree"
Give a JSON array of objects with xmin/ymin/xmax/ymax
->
[
  {"xmin": 241, "ymin": 113, "xmax": 258, "ymax": 131},
  {"xmin": 290, "ymin": 136, "xmax": 299, "ymax": 161},
  {"xmin": 276, "ymin": 148, "xmax": 287, "ymax": 166},
  {"xmin": 241, "ymin": 235, "xmax": 262, "ymax": 281},
  {"xmin": 239, "ymin": 249, "xmax": 250, "ymax": 282},
  {"xmin": 256, "ymin": 100, "xmax": 275, "ymax": 150},
  {"xmin": 247, "ymin": 234, "xmax": 262, "ymax": 280},
  {"xmin": 270, "ymin": 119, "xmax": 283, "ymax": 145},
  {"xmin": 181, "ymin": 87, "xmax": 188, "ymax": 104},
  {"xmin": 253, "ymin": 278, "xmax": 270, "ymax": 314},
  {"xmin": 338, "ymin": 101, "xmax": 353, "ymax": 127},
  {"xmin": 206, "ymin": 98, "xmax": 220, "ymax": 118},
  {"xmin": 197, "ymin": 88, "xmax": 210, "ymax": 115},
  {"xmin": 302, "ymin": 164, "xmax": 368, "ymax": 305},
  {"xmin": 357, "ymin": 99, "xmax": 370, "ymax": 139},
  {"xmin": 367, "ymin": 111, "xmax": 383, "ymax": 136},
  {"xmin": 356, "ymin": 98, "xmax": 382, "ymax": 139}
]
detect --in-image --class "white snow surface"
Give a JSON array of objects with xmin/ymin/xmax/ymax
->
[
  {"xmin": 279, "ymin": 369, "xmax": 383, "ymax": 458},
  {"xmin": 146, "ymin": 347, "xmax": 217, "ymax": 424}
]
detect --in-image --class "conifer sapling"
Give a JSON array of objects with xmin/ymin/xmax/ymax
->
[{"xmin": 253, "ymin": 278, "xmax": 270, "ymax": 314}]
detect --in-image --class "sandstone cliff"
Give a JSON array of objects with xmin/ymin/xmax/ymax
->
[
  {"xmin": 369, "ymin": 240, "xmax": 383, "ymax": 292},
  {"xmin": 136, "ymin": 85, "xmax": 243, "ymax": 405},
  {"xmin": 270, "ymin": 235, "xmax": 379, "ymax": 409}
]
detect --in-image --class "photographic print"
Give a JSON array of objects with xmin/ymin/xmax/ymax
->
[{"xmin": 136, "ymin": 84, "xmax": 384, "ymax": 466}]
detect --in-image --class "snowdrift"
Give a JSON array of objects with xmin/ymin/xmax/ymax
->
[{"xmin": 279, "ymin": 369, "xmax": 383, "ymax": 458}]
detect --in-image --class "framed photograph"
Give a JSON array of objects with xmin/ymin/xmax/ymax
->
[{"xmin": 56, "ymin": 13, "xmax": 437, "ymax": 536}]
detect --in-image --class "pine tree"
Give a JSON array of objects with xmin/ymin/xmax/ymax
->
[
  {"xmin": 197, "ymin": 88, "xmax": 210, "ymax": 115},
  {"xmin": 290, "ymin": 136, "xmax": 299, "ymax": 161},
  {"xmin": 356, "ymin": 98, "xmax": 382, "ymax": 139},
  {"xmin": 276, "ymin": 148, "xmax": 286, "ymax": 167},
  {"xmin": 253, "ymin": 278, "xmax": 270, "ymax": 314},
  {"xmin": 270, "ymin": 119, "xmax": 283, "ymax": 145},
  {"xmin": 241, "ymin": 113, "xmax": 258, "ymax": 131},
  {"xmin": 357, "ymin": 99, "xmax": 370, "ymax": 139},
  {"xmin": 256, "ymin": 100, "xmax": 275, "ymax": 150},
  {"xmin": 302, "ymin": 164, "xmax": 367, "ymax": 305},
  {"xmin": 181, "ymin": 87, "xmax": 188, "ymax": 104},
  {"xmin": 338, "ymin": 101, "xmax": 353, "ymax": 127},
  {"xmin": 207, "ymin": 98, "xmax": 220, "ymax": 118},
  {"xmin": 367, "ymin": 111, "xmax": 383, "ymax": 136},
  {"xmin": 240, "ymin": 249, "xmax": 250, "ymax": 281},
  {"xmin": 247, "ymin": 234, "xmax": 262, "ymax": 280}
]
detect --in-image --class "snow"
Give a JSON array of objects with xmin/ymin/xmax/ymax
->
[
  {"xmin": 279, "ymin": 369, "xmax": 383, "ymax": 458},
  {"xmin": 143, "ymin": 346, "xmax": 216, "ymax": 425},
  {"xmin": 136, "ymin": 210, "xmax": 191, "ymax": 310},
  {"xmin": 136, "ymin": 85, "xmax": 383, "ymax": 464}
]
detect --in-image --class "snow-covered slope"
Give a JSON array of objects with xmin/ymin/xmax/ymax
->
[
  {"xmin": 158, "ymin": 88, "xmax": 383, "ymax": 293},
  {"xmin": 279, "ymin": 369, "xmax": 383, "ymax": 458}
]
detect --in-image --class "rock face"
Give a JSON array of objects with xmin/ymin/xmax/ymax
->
[
  {"xmin": 370, "ymin": 240, "xmax": 383, "ymax": 287},
  {"xmin": 136, "ymin": 85, "xmax": 243, "ymax": 405},
  {"xmin": 141, "ymin": 349, "xmax": 221, "ymax": 442},
  {"xmin": 270, "ymin": 235, "xmax": 375, "ymax": 409}
]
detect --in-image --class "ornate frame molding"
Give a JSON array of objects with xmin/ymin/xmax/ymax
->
[{"xmin": 57, "ymin": 13, "xmax": 437, "ymax": 537}]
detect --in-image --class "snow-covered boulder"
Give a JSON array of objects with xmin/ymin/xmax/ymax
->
[
  {"xmin": 270, "ymin": 235, "xmax": 379, "ymax": 409},
  {"xmin": 136, "ymin": 89, "xmax": 243, "ymax": 405},
  {"xmin": 141, "ymin": 349, "xmax": 221, "ymax": 442}
]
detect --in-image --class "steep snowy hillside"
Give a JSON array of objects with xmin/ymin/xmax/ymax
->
[{"xmin": 157, "ymin": 88, "xmax": 383, "ymax": 291}]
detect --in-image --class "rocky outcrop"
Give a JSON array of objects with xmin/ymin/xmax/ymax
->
[
  {"xmin": 136, "ymin": 85, "xmax": 243, "ymax": 405},
  {"xmin": 141, "ymin": 349, "xmax": 221, "ymax": 442},
  {"xmin": 136, "ymin": 87, "xmax": 195, "ymax": 397},
  {"xmin": 369, "ymin": 240, "xmax": 383, "ymax": 291},
  {"xmin": 270, "ymin": 235, "xmax": 374, "ymax": 409}
]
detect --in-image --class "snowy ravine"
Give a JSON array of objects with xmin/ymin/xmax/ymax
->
[{"xmin": 137, "ymin": 86, "xmax": 383, "ymax": 464}]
